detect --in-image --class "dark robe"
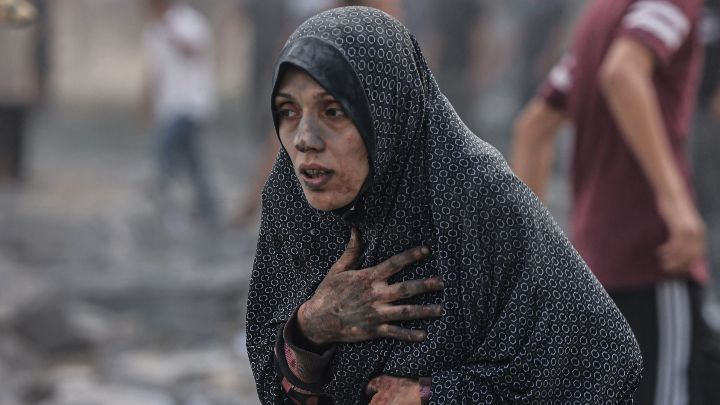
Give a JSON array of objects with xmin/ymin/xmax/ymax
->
[{"xmin": 247, "ymin": 6, "xmax": 642, "ymax": 404}]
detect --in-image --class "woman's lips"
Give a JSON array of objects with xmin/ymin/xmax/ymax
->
[{"xmin": 299, "ymin": 166, "xmax": 334, "ymax": 189}]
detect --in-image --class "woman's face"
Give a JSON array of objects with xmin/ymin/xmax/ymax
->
[{"xmin": 275, "ymin": 67, "xmax": 369, "ymax": 211}]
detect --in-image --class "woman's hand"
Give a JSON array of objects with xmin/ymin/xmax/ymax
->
[
  {"xmin": 366, "ymin": 376, "xmax": 422, "ymax": 405},
  {"xmin": 297, "ymin": 228, "xmax": 444, "ymax": 346}
]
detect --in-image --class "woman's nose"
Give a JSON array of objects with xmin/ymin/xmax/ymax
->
[{"xmin": 294, "ymin": 117, "xmax": 324, "ymax": 152}]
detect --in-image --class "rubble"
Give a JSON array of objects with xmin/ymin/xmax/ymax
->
[{"xmin": 0, "ymin": 102, "xmax": 261, "ymax": 404}]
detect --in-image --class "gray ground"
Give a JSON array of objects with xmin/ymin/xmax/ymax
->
[{"xmin": 0, "ymin": 102, "xmax": 262, "ymax": 405}]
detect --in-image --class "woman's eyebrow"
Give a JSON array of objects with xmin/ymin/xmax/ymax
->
[
  {"xmin": 275, "ymin": 92, "xmax": 293, "ymax": 101},
  {"xmin": 275, "ymin": 91, "xmax": 335, "ymax": 102},
  {"xmin": 315, "ymin": 91, "xmax": 334, "ymax": 100}
]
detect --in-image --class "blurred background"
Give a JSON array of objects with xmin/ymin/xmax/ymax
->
[{"xmin": 0, "ymin": 0, "xmax": 717, "ymax": 404}]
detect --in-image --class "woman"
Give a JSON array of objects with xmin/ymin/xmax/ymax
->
[{"xmin": 246, "ymin": 6, "xmax": 642, "ymax": 404}]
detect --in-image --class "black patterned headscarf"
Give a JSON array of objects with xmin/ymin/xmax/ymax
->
[{"xmin": 247, "ymin": 7, "xmax": 642, "ymax": 404}]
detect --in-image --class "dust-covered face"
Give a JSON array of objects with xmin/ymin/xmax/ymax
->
[{"xmin": 274, "ymin": 67, "xmax": 369, "ymax": 211}]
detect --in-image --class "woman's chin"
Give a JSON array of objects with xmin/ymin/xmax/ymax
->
[
  {"xmin": 304, "ymin": 191, "xmax": 353, "ymax": 211},
  {"xmin": 306, "ymin": 198, "xmax": 345, "ymax": 212}
]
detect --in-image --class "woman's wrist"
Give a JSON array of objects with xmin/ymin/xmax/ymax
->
[{"xmin": 297, "ymin": 300, "xmax": 331, "ymax": 348}]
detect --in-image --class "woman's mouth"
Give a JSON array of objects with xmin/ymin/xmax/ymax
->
[{"xmin": 299, "ymin": 167, "xmax": 334, "ymax": 189}]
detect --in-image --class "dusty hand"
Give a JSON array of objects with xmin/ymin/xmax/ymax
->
[
  {"xmin": 657, "ymin": 194, "xmax": 706, "ymax": 274},
  {"xmin": 366, "ymin": 376, "xmax": 422, "ymax": 405},
  {"xmin": 297, "ymin": 228, "xmax": 444, "ymax": 346}
]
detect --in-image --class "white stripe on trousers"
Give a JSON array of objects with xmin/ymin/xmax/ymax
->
[{"xmin": 655, "ymin": 280, "xmax": 691, "ymax": 405}]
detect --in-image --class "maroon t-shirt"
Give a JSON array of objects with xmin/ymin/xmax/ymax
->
[{"xmin": 539, "ymin": 0, "xmax": 709, "ymax": 289}]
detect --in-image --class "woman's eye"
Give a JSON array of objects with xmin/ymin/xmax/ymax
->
[
  {"xmin": 325, "ymin": 107, "xmax": 346, "ymax": 118},
  {"xmin": 277, "ymin": 108, "xmax": 297, "ymax": 119}
]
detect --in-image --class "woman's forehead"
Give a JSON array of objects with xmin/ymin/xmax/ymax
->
[{"xmin": 276, "ymin": 67, "xmax": 333, "ymax": 99}]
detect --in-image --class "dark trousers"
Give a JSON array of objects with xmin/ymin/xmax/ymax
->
[
  {"xmin": 154, "ymin": 114, "xmax": 216, "ymax": 220},
  {"xmin": 0, "ymin": 106, "xmax": 27, "ymax": 181},
  {"xmin": 609, "ymin": 280, "xmax": 717, "ymax": 405}
]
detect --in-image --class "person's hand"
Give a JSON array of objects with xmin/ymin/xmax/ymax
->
[
  {"xmin": 709, "ymin": 89, "xmax": 720, "ymax": 121},
  {"xmin": 657, "ymin": 193, "xmax": 706, "ymax": 274},
  {"xmin": 366, "ymin": 376, "xmax": 421, "ymax": 405},
  {"xmin": 297, "ymin": 227, "xmax": 444, "ymax": 346}
]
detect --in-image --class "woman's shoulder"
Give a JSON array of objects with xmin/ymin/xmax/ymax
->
[{"xmin": 429, "ymin": 131, "xmax": 526, "ymax": 196}]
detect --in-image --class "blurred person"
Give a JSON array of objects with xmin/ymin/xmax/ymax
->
[
  {"xmin": 247, "ymin": 6, "xmax": 641, "ymax": 404},
  {"xmin": 512, "ymin": 0, "xmax": 715, "ymax": 403},
  {"xmin": 142, "ymin": 0, "xmax": 218, "ymax": 225},
  {"xmin": 0, "ymin": 0, "xmax": 44, "ymax": 183}
]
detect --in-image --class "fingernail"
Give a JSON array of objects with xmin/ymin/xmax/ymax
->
[{"xmin": 421, "ymin": 247, "xmax": 430, "ymax": 255}]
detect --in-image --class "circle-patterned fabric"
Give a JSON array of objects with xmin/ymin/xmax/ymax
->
[{"xmin": 246, "ymin": 6, "xmax": 642, "ymax": 404}]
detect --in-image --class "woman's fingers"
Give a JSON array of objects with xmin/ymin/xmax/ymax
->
[
  {"xmin": 330, "ymin": 227, "xmax": 362, "ymax": 274},
  {"xmin": 376, "ymin": 324, "xmax": 427, "ymax": 342},
  {"xmin": 373, "ymin": 246, "xmax": 430, "ymax": 279},
  {"xmin": 378, "ymin": 304, "xmax": 444, "ymax": 322},
  {"xmin": 384, "ymin": 277, "xmax": 444, "ymax": 300},
  {"xmin": 366, "ymin": 376, "xmax": 420, "ymax": 405},
  {"xmin": 365, "ymin": 375, "xmax": 391, "ymax": 397}
]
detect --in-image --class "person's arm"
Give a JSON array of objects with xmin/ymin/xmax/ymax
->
[
  {"xmin": 598, "ymin": 37, "xmax": 705, "ymax": 273},
  {"xmin": 510, "ymin": 99, "xmax": 565, "ymax": 200}
]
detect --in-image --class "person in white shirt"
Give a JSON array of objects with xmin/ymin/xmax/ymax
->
[
  {"xmin": 0, "ymin": 0, "xmax": 42, "ymax": 182},
  {"xmin": 143, "ymin": 0, "xmax": 217, "ymax": 224}
]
